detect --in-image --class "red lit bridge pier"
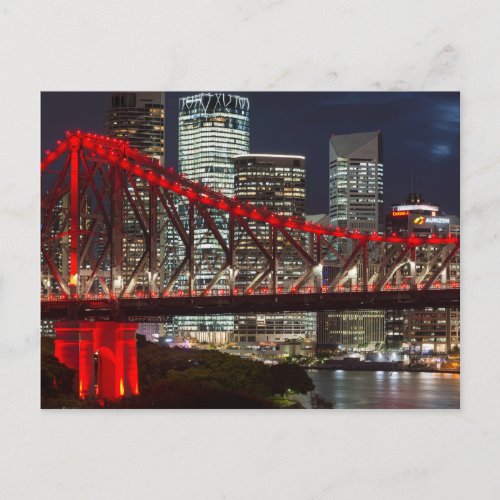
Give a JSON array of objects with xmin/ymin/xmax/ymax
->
[
  {"xmin": 41, "ymin": 131, "xmax": 460, "ymax": 399},
  {"xmin": 54, "ymin": 322, "xmax": 139, "ymax": 400}
]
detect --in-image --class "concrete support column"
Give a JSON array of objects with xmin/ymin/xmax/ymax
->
[
  {"xmin": 54, "ymin": 321, "xmax": 95, "ymax": 397},
  {"xmin": 120, "ymin": 323, "xmax": 139, "ymax": 396},
  {"xmin": 93, "ymin": 322, "xmax": 119, "ymax": 400},
  {"xmin": 79, "ymin": 329, "xmax": 95, "ymax": 398},
  {"xmin": 53, "ymin": 321, "xmax": 139, "ymax": 401}
]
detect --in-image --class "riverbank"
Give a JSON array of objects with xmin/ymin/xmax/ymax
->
[{"xmin": 301, "ymin": 362, "xmax": 459, "ymax": 375}]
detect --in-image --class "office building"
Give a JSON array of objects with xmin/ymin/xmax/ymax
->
[
  {"xmin": 233, "ymin": 154, "xmax": 315, "ymax": 343},
  {"xmin": 317, "ymin": 310, "xmax": 386, "ymax": 351},
  {"xmin": 105, "ymin": 92, "xmax": 165, "ymax": 339},
  {"xmin": 105, "ymin": 92, "xmax": 165, "ymax": 292},
  {"xmin": 404, "ymin": 307, "xmax": 460, "ymax": 354},
  {"xmin": 175, "ymin": 93, "xmax": 250, "ymax": 344},
  {"xmin": 329, "ymin": 131, "xmax": 384, "ymax": 232},
  {"xmin": 386, "ymin": 192, "xmax": 459, "ymax": 236},
  {"xmin": 319, "ymin": 131, "xmax": 385, "ymax": 350},
  {"xmin": 385, "ymin": 192, "xmax": 460, "ymax": 352}
]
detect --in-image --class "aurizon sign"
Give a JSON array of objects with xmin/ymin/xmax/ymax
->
[{"xmin": 413, "ymin": 216, "xmax": 450, "ymax": 225}]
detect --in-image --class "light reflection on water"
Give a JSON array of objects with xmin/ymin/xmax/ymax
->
[{"xmin": 297, "ymin": 370, "xmax": 460, "ymax": 409}]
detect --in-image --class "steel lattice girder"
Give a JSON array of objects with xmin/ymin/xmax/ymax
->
[{"xmin": 41, "ymin": 132, "xmax": 460, "ymax": 302}]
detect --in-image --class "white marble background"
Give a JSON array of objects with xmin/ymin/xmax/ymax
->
[{"xmin": 0, "ymin": 1, "xmax": 499, "ymax": 498}]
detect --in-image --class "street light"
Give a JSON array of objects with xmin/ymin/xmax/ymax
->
[{"xmin": 347, "ymin": 267, "xmax": 357, "ymax": 291}]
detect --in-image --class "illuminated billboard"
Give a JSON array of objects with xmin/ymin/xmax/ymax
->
[{"xmin": 413, "ymin": 216, "xmax": 450, "ymax": 226}]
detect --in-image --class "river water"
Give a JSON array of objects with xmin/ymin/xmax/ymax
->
[{"xmin": 295, "ymin": 370, "xmax": 460, "ymax": 409}]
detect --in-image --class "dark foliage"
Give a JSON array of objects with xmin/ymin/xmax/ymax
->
[
  {"xmin": 41, "ymin": 339, "xmax": 315, "ymax": 409},
  {"xmin": 41, "ymin": 337, "xmax": 76, "ymax": 400},
  {"xmin": 310, "ymin": 392, "xmax": 335, "ymax": 409},
  {"xmin": 109, "ymin": 379, "xmax": 273, "ymax": 409},
  {"xmin": 269, "ymin": 363, "xmax": 315, "ymax": 396}
]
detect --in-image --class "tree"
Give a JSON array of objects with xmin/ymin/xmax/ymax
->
[
  {"xmin": 310, "ymin": 392, "xmax": 334, "ymax": 409},
  {"xmin": 269, "ymin": 363, "xmax": 315, "ymax": 396},
  {"xmin": 41, "ymin": 337, "xmax": 76, "ymax": 398}
]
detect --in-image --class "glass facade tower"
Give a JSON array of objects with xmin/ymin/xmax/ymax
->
[
  {"xmin": 175, "ymin": 93, "xmax": 250, "ymax": 344},
  {"xmin": 178, "ymin": 93, "xmax": 250, "ymax": 197}
]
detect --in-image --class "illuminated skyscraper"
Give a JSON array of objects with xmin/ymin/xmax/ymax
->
[
  {"xmin": 176, "ymin": 93, "xmax": 250, "ymax": 343},
  {"xmin": 106, "ymin": 92, "xmax": 165, "ymax": 162},
  {"xmin": 319, "ymin": 131, "xmax": 385, "ymax": 351},
  {"xmin": 233, "ymin": 154, "xmax": 315, "ymax": 343},
  {"xmin": 329, "ymin": 131, "xmax": 384, "ymax": 232},
  {"xmin": 178, "ymin": 93, "xmax": 250, "ymax": 197},
  {"xmin": 105, "ymin": 92, "xmax": 165, "ymax": 341}
]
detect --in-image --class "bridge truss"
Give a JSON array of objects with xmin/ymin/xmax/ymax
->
[{"xmin": 41, "ymin": 132, "xmax": 460, "ymax": 319}]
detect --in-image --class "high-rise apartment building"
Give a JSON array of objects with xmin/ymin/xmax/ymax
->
[
  {"xmin": 105, "ymin": 92, "xmax": 165, "ymax": 341},
  {"xmin": 329, "ymin": 131, "xmax": 384, "ymax": 232},
  {"xmin": 233, "ymin": 154, "xmax": 315, "ymax": 343},
  {"xmin": 175, "ymin": 93, "xmax": 250, "ymax": 344},
  {"xmin": 106, "ymin": 92, "xmax": 165, "ymax": 161}
]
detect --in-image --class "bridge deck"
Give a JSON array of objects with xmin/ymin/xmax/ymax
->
[{"xmin": 42, "ymin": 288, "xmax": 460, "ymax": 322}]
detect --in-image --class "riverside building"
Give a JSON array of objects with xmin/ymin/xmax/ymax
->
[{"xmin": 384, "ymin": 192, "xmax": 460, "ymax": 353}]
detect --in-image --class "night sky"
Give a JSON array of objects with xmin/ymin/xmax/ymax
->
[{"xmin": 41, "ymin": 91, "xmax": 460, "ymax": 216}]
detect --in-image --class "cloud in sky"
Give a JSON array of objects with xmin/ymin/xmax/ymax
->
[{"xmin": 432, "ymin": 144, "xmax": 452, "ymax": 157}]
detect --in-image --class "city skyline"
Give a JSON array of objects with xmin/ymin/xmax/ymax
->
[{"xmin": 41, "ymin": 91, "xmax": 460, "ymax": 216}]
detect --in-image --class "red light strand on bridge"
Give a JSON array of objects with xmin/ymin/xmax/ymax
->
[{"xmin": 41, "ymin": 131, "xmax": 459, "ymax": 246}]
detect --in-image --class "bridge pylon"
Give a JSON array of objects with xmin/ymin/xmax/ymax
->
[{"xmin": 54, "ymin": 321, "xmax": 139, "ymax": 400}]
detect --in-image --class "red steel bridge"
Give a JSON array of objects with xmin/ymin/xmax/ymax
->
[{"xmin": 41, "ymin": 131, "xmax": 460, "ymax": 399}]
